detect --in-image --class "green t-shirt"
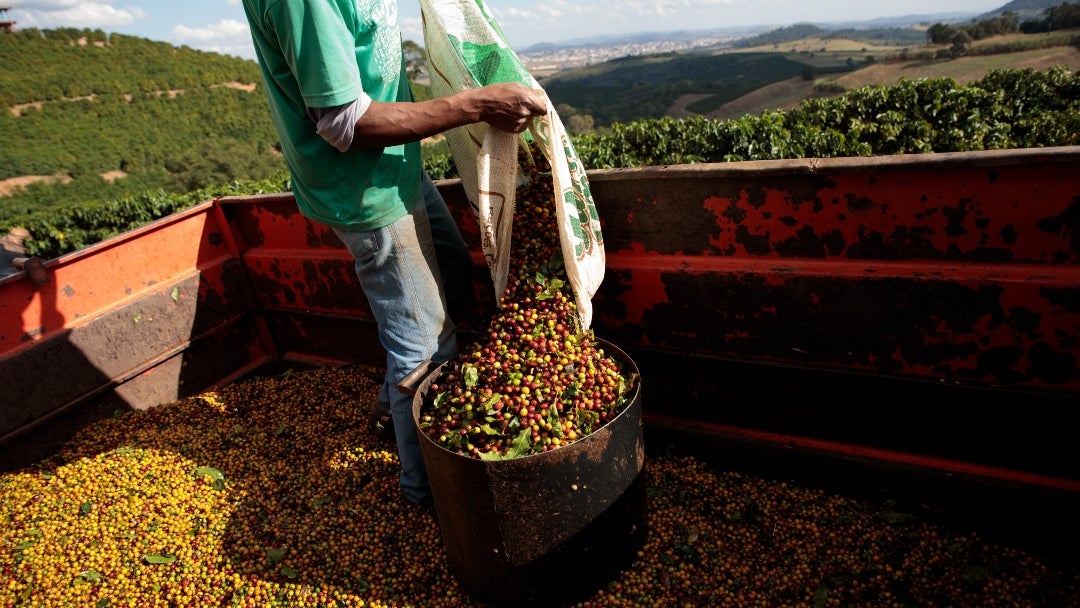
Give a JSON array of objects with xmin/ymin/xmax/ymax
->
[{"xmin": 243, "ymin": 0, "xmax": 420, "ymax": 231}]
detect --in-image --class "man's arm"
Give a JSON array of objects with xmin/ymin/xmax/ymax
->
[{"xmin": 348, "ymin": 82, "xmax": 547, "ymax": 151}]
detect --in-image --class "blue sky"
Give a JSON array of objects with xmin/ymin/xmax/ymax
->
[{"xmin": 5, "ymin": 0, "xmax": 1007, "ymax": 61}]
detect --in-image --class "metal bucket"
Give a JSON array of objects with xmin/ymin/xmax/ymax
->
[{"xmin": 411, "ymin": 338, "xmax": 646, "ymax": 607}]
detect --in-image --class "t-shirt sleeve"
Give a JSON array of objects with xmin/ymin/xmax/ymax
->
[
  {"xmin": 307, "ymin": 95, "xmax": 372, "ymax": 152},
  {"xmin": 266, "ymin": 0, "xmax": 364, "ymax": 108}
]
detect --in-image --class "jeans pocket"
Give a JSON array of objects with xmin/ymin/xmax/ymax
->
[{"xmin": 335, "ymin": 228, "xmax": 380, "ymax": 265}]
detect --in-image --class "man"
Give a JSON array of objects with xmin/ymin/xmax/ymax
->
[{"xmin": 242, "ymin": 0, "xmax": 547, "ymax": 508}]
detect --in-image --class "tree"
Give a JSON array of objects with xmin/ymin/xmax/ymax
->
[
  {"xmin": 402, "ymin": 40, "xmax": 428, "ymax": 81},
  {"xmin": 566, "ymin": 114, "xmax": 594, "ymax": 134},
  {"xmin": 1046, "ymin": 2, "xmax": 1080, "ymax": 30},
  {"xmin": 927, "ymin": 23, "xmax": 958, "ymax": 44}
]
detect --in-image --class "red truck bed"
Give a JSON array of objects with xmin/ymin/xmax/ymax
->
[{"xmin": 2, "ymin": 146, "xmax": 1079, "ymax": 556}]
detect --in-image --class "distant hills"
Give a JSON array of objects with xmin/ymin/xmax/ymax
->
[
  {"xmin": 730, "ymin": 24, "xmax": 927, "ymax": 49},
  {"xmin": 520, "ymin": 0, "xmax": 1067, "ymax": 53},
  {"xmin": 989, "ymin": 0, "xmax": 1070, "ymax": 17}
]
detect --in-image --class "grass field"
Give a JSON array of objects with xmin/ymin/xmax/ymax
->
[
  {"xmin": 734, "ymin": 36, "xmax": 905, "ymax": 55},
  {"xmin": 829, "ymin": 45, "xmax": 1080, "ymax": 89},
  {"xmin": 682, "ymin": 77, "xmax": 821, "ymax": 120}
]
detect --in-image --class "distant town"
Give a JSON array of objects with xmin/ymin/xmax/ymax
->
[{"xmin": 517, "ymin": 32, "xmax": 752, "ymax": 75}]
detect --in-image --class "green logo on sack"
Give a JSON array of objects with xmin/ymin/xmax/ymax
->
[{"xmin": 450, "ymin": 36, "xmax": 532, "ymax": 87}]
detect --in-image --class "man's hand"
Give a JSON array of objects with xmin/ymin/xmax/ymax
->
[{"xmin": 471, "ymin": 82, "xmax": 548, "ymax": 133}]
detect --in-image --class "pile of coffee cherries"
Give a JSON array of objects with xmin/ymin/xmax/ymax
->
[{"xmin": 419, "ymin": 142, "xmax": 635, "ymax": 459}]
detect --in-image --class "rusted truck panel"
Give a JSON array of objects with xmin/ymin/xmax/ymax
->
[
  {"xmin": 0, "ymin": 206, "xmax": 271, "ymax": 466},
  {"xmin": 2, "ymin": 146, "xmax": 1078, "ymax": 548},
  {"xmin": 578, "ymin": 149, "xmax": 1080, "ymax": 494},
  {"xmin": 590, "ymin": 152, "xmax": 1079, "ymax": 391}
]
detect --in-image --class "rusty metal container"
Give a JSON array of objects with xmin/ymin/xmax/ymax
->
[{"xmin": 411, "ymin": 338, "xmax": 646, "ymax": 607}]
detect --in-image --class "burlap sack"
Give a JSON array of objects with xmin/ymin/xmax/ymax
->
[{"xmin": 421, "ymin": 0, "xmax": 605, "ymax": 329}]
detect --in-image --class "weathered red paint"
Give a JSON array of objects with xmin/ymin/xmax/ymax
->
[
  {"xmin": 586, "ymin": 152, "xmax": 1080, "ymax": 393},
  {"xmin": 0, "ymin": 203, "xmax": 231, "ymax": 357}
]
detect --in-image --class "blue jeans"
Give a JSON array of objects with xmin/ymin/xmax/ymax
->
[{"xmin": 333, "ymin": 172, "xmax": 472, "ymax": 504}]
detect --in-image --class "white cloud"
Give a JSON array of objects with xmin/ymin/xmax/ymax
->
[
  {"xmin": 536, "ymin": 5, "xmax": 565, "ymax": 19},
  {"xmin": 171, "ymin": 19, "xmax": 254, "ymax": 59},
  {"xmin": 11, "ymin": 0, "xmax": 146, "ymax": 29},
  {"xmin": 399, "ymin": 14, "xmax": 423, "ymax": 44},
  {"xmin": 498, "ymin": 7, "xmax": 528, "ymax": 18},
  {"xmin": 172, "ymin": 18, "xmax": 248, "ymax": 44}
]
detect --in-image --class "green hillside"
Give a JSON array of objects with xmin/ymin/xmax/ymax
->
[
  {"xmin": 0, "ymin": 28, "xmax": 261, "ymax": 105},
  {"xmin": 0, "ymin": 28, "xmax": 285, "ymax": 218}
]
